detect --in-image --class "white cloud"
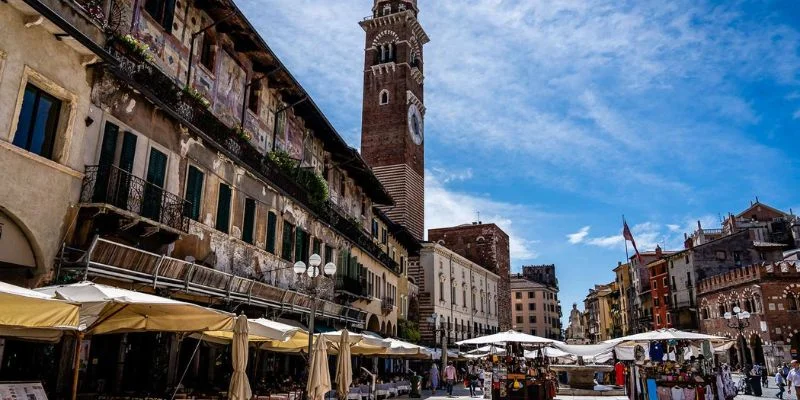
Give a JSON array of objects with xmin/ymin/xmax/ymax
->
[
  {"xmin": 793, "ymin": 109, "xmax": 800, "ymax": 120},
  {"xmin": 580, "ymin": 215, "xmax": 722, "ymax": 252},
  {"xmin": 424, "ymin": 171, "xmax": 541, "ymax": 262},
  {"xmin": 567, "ymin": 226, "xmax": 591, "ymax": 244},
  {"xmin": 667, "ymin": 224, "xmax": 681, "ymax": 232},
  {"xmin": 429, "ymin": 167, "xmax": 473, "ymax": 184}
]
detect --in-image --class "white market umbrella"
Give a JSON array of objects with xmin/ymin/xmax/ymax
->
[
  {"xmin": 384, "ymin": 338, "xmax": 433, "ymax": 359},
  {"xmin": 335, "ymin": 330, "xmax": 353, "ymax": 400},
  {"xmin": 605, "ymin": 328, "xmax": 727, "ymax": 344},
  {"xmin": 0, "ymin": 281, "xmax": 80, "ymax": 340},
  {"xmin": 456, "ymin": 330, "xmax": 557, "ymax": 345},
  {"xmin": 37, "ymin": 281, "xmax": 233, "ymax": 334},
  {"xmin": 199, "ymin": 317, "xmax": 305, "ymax": 344},
  {"xmin": 229, "ymin": 315, "xmax": 252, "ymax": 400},
  {"xmin": 307, "ymin": 335, "xmax": 332, "ymax": 400}
]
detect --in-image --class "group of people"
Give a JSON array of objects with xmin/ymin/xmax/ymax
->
[
  {"xmin": 774, "ymin": 360, "xmax": 800, "ymax": 400},
  {"xmin": 428, "ymin": 361, "xmax": 487, "ymax": 397}
]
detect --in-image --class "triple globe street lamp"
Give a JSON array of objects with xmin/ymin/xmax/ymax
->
[{"xmin": 293, "ymin": 254, "xmax": 336, "ymax": 362}]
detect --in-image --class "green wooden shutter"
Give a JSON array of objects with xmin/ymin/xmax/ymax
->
[
  {"xmin": 215, "ymin": 183, "xmax": 232, "ymax": 233},
  {"xmin": 242, "ymin": 198, "xmax": 256, "ymax": 244},
  {"xmin": 146, "ymin": 149, "xmax": 167, "ymax": 187},
  {"xmin": 281, "ymin": 221, "xmax": 294, "ymax": 261},
  {"xmin": 324, "ymin": 245, "xmax": 333, "ymax": 265},
  {"xmin": 295, "ymin": 229, "xmax": 309, "ymax": 264},
  {"xmin": 266, "ymin": 212, "xmax": 277, "ymax": 254},
  {"xmin": 98, "ymin": 122, "xmax": 119, "ymax": 166},
  {"xmin": 142, "ymin": 148, "xmax": 167, "ymax": 221},
  {"xmin": 312, "ymin": 238, "xmax": 321, "ymax": 258},
  {"xmin": 119, "ymin": 132, "xmax": 137, "ymax": 173},
  {"xmin": 184, "ymin": 166, "xmax": 204, "ymax": 220}
]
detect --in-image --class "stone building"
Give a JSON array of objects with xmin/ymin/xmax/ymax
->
[
  {"xmin": 665, "ymin": 202, "xmax": 794, "ymax": 332},
  {"xmin": 510, "ymin": 275, "xmax": 562, "ymax": 339},
  {"xmin": 613, "ymin": 262, "xmax": 632, "ymax": 336},
  {"xmin": 584, "ymin": 282, "xmax": 617, "ymax": 342},
  {"xmin": 428, "ymin": 222, "xmax": 512, "ymax": 330},
  {"xmin": 629, "ymin": 250, "xmax": 675, "ymax": 333},
  {"xmin": 413, "ymin": 242, "xmax": 500, "ymax": 346},
  {"xmin": 0, "ymin": 0, "xmax": 424, "ymax": 393},
  {"xmin": 521, "ymin": 264, "xmax": 558, "ymax": 288},
  {"xmin": 648, "ymin": 254, "xmax": 671, "ymax": 329},
  {"xmin": 697, "ymin": 261, "xmax": 800, "ymax": 372}
]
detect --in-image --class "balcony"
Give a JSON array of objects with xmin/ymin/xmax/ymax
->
[
  {"xmin": 80, "ymin": 164, "xmax": 190, "ymax": 233},
  {"xmin": 335, "ymin": 276, "xmax": 366, "ymax": 298},
  {"xmin": 382, "ymin": 297, "xmax": 395, "ymax": 314},
  {"xmin": 59, "ymin": 236, "xmax": 366, "ymax": 327},
  {"xmin": 103, "ymin": 48, "xmax": 399, "ymax": 272}
]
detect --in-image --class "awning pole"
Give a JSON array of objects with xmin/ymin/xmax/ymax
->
[{"xmin": 71, "ymin": 332, "xmax": 84, "ymax": 400}]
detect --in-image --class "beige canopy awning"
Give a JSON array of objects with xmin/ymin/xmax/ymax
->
[
  {"xmin": 0, "ymin": 281, "xmax": 80, "ymax": 341},
  {"xmin": 37, "ymin": 281, "xmax": 233, "ymax": 334}
]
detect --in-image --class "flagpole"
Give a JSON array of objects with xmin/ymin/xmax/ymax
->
[{"xmin": 622, "ymin": 215, "xmax": 630, "ymax": 262}]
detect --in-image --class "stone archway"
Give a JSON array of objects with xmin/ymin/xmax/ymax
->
[
  {"xmin": 0, "ymin": 208, "xmax": 40, "ymax": 281},
  {"xmin": 380, "ymin": 321, "xmax": 386, "ymax": 335},
  {"xmin": 791, "ymin": 333, "xmax": 800, "ymax": 360},
  {"xmin": 367, "ymin": 314, "xmax": 380, "ymax": 333},
  {"xmin": 736, "ymin": 334, "xmax": 752, "ymax": 367},
  {"xmin": 750, "ymin": 334, "xmax": 765, "ymax": 366},
  {"xmin": 386, "ymin": 321, "xmax": 393, "ymax": 338}
]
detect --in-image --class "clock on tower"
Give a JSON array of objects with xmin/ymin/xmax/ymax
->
[{"xmin": 359, "ymin": 0, "xmax": 429, "ymax": 241}]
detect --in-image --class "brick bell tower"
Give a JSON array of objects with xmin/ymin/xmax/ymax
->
[{"xmin": 359, "ymin": 0, "xmax": 429, "ymax": 241}]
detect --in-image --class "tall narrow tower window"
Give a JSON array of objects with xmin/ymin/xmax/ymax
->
[{"xmin": 379, "ymin": 90, "xmax": 390, "ymax": 105}]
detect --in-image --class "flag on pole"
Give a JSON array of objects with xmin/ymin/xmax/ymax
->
[{"xmin": 623, "ymin": 220, "xmax": 644, "ymax": 264}]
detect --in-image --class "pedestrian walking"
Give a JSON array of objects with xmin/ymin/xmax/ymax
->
[
  {"xmin": 444, "ymin": 361, "xmax": 457, "ymax": 397},
  {"xmin": 787, "ymin": 360, "xmax": 800, "ymax": 400},
  {"xmin": 430, "ymin": 363, "xmax": 440, "ymax": 395},
  {"xmin": 763, "ymin": 364, "xmax": 769, "ymax": 388},
  {"xmin": 777, "ymin": 370, "xmax": 787, "ymax": 399},
  {"xmin": 478, "ymin": 366, "xmax": 486, "ymax": 393},
  {"xmin": 468, "ymin": 362, "xmax": 479, "ymax": 397}
]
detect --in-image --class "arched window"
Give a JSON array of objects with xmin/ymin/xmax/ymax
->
[
  {"xmin": 378, "ymin": 43, "xmax": 396, "ymax": 64},
  {"xmin": 718, "ymin": 303, "xmax": 726, "ymax": 316},
  {"xmin": 379, "ymin": 90, "xmax": 389, "ymax": 105},
  {"xmin": 753, "ymin": 295, "xmax": 762, "ymax": 313},
  {"xmin": 398, "ymin": 3, "xmax": 406, "ymax": 12},
  {"xmin": 787, "ymin": 293, "xmax": 799, "ymax": 311},
  {"xmin": 382, "ymin": 4, "xmax": 391, "ymax": 16},
  {"xmin": 701, "ymin": 308, "xmax": 709, "ymax": 320}
]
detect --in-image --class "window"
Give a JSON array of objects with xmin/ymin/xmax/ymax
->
[
  {"xmin": 184, "ymin": 165, "xmax": 204, "ymax": 221},
  {"xmin": 361, "ymin": 197, "xmax": 367, "ymax": 215},
  {"xmin": 532, "ymin": 303, "xmax": 537, "ymax": 311},
  {"xmin": 200, "ymin": 31, "xmax": 216, "ymax": 71},
  {"xmin": 142, "ymin": 148, "xmax": 168, "ymax": 221},
  {"xmin": 663, "ymin": 277, "xmax": 668, "ymax": 287},
  {"xmin": 266, "ymin": 212, "xmax": 277, "ymax": 253},
  {"xmin": 324, "ymin": 245, "xmax": 333, "ymax": 265},
  {"xmin": 215, "ymin": 183, "xmax": 232, "ymax": 233},
  {"xmin": 144, "ymin": 0, "xmax": 176, "ymax": 32},
  {"xmin": 671, "ymin": 276, "xmax": 676, "ymax": 289},
  {"xmin": 281, "ymin": 221, "xmax": 294, "ymax": 261},
  {"xmin": 381, "ymin": 228, "xmax": 388, "ymax": 244},
  {"xmin": 530, "ymin": 316, "xmax": 536, "ymax": 323},
  {"xmin": 295, "ymin": 228, "xmax": 309, "ymax": 264},
  {"xmin": 656, "ymin": 315, "xmax": 662, "ymax": 325},
  {"xmin": 462, "ymin": 288, "xmax": 467, "ymax": 307},
  {"xmin": 382, "ymin": 3, "xmax": 391, "ymax": 15},
  {"xmin": 516, "ymin": 316, "xmax": 523, "ymax": 324},
  {"xmin": 247, "ymin": 81, "xmax": 260, "ymax": 114},
  {"xmin": 13, "ymin": 83, "xmax": 62, "ymax": 160},
  {"xmin": 715, "ymin": 250, "xmax": 726, "ymax": 260},
  {"xmin": 528, "ymin": 291, "xmax": 535, "ymax": 298},
  {"xmin": 528, "ymin": 303, "xmax": 535, "ymax": 311},
  {"xmin": 515, "ymin": 304, "xmax": 522, "ymax": 311},
  {"xmin": 379, "ymin": 90, "xmax": 389, "ymax": 105},
  {"xmin": 372, "ymin": 219, "xmax": 379, "ymax": 238},
  {"xmin": 654, "ymin": 298, "xmax": 660, "ymax": 307},
  {"xmin": 515, "ymin": 292, "xmax": 522, "ymax": 299},
  {"xmin": 439, "ymin": 280, "xmax": 445, "ymax": 301},
  {"xmin": 242, "ymin": 198, "xmax": 256, "ymax": 244}
]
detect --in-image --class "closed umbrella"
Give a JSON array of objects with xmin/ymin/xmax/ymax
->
[
  {"xmin": 307, "ymin": 334, "xmax": 331, "ymax": 400},
  {"xmin": 229, "ymin": 315, "xmax": 252, "ymax": 400},
  {"xmin": 335, "ymin": 330, "xmax": 352, "ymax": 400}
]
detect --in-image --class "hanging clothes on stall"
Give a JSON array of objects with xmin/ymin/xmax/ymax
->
[{"xmin": 616, "ymin": 362, "xmax": 626, "ymax": 386}]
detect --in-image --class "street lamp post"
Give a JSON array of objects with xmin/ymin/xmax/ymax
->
[
  {"xmin": 428, "ymin": 313, "xmax": 447, "ymax": 368},
  {"xmin": 724, "ymin": 306, "xmax": 750, "ymax": 364},
  {"xmin": 293, "ymin": 254, "xmax": 337, "ymax": 365}
]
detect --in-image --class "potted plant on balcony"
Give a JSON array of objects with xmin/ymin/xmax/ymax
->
[
  {"xmin": 234, "ymin": 125, "xmax": 253, "ymax": 142},
  {"xmin": 115, "ymin": 33, "xmax": 153, "ymax": 62},
  {"xmin": 182, "ymin": 85, "xmax": 211, "ymax": 109}
]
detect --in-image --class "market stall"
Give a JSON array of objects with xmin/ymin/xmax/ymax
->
[
  {"xmin": 605, "ymin": 329, "xmax": 734, "ymax": 400},
  {"xmin": 457, "ymin": 331, "xmax": 559, "ymax": 400}
]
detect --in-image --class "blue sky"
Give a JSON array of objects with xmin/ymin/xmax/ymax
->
[{"xmin": 241, "ymin": 0, "xmax": 800, "ymax": 323}]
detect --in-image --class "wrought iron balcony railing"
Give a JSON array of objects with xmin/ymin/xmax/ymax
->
[
  {"xmin": 80, "ymin": 164, "xmax": 190, "ymax": 232},
  {"xmin": 335, "ymin": 276, "xmax": 366, "ymax": 298},
  {"xmin": 382, "ymin": 297, "xmax": 395, "ymax": 313},
  {"xmin": 104, "ymin": 48, "xmax": 399, "ymax": 272}
]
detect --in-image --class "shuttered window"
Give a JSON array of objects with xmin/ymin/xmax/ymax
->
[
  {"xmin": 266, "ymin": 212, "xmax": 277, "ymax": 254},
  {"xmin": 312, "ymin": 238, "xmax": 322, "ymax": 257},
  {"xmin": 184, "ymin": 165, "xmax": 204, "ymax": 220},
  {"xmin": 98, "ymin": 122, "xmax": 119, "ymax": 166},
  {"xmin": 215, "ymin": 183, "xmax": 232, "ymax": 233},
  {"xmin": 295, "ymin": 228, "xmax": 309, "ymax": 264},
  {"xmin": 242, "ymin": 198, "xmax": 256, "ymax": 244},
  {"xmin": 324, "ymin": 245, "xmax": 333, "ymax": 265},
  {"xmin": 281, "ymin": 221, "xmax": 294, "ymax": 261}
]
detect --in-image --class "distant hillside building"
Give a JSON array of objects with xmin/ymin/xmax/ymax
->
[{"xmin": 428, "ymin": 222, "xmax": 512, "ymax": 330}]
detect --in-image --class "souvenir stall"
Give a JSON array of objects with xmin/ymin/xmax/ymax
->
[
  {"xmin": 456, "ymin": 331, "xmax": 559, "ymax": 400},
  {"xmin": 607, "ymin": 329, "xmax": 735, "ymax": 400}
]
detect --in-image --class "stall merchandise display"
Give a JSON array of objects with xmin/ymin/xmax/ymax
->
[
  {"xmin": 487, "ymin": 350, "xmax": 556, "ymax": 400},
  {"xmin": 628, "ymin": 340, "xmax": 734, "ymax": 400}
]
